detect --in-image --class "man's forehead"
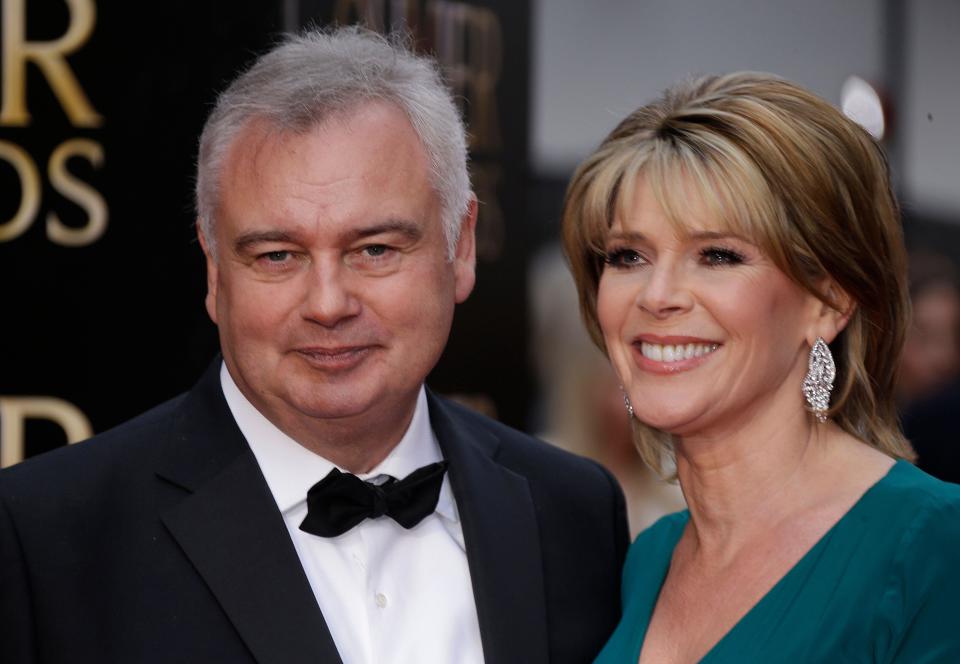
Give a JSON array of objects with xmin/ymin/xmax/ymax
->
[
  {"xmin": 233, "ymin": 100, "xmax": 421, "ymax": 157},
  {"xmin": 232, "ymin": 218, "xmax": 426, "ymax": 249},
  {"xmin": 209, "ymin": 99, "xmax": 446, "ymax": 254},
  {"xmin": 223, "ymin": 106, "xmax": 430, "ymax": 188}
]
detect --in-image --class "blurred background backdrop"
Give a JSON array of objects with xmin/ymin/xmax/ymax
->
[{"xmin": 2, "ymin": 0, "xmax": 957, "ymax": 532}]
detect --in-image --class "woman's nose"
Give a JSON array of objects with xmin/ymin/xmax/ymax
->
[{"xmin": 635, "ymin": 260, "xmax": 693, "ymax": 318}]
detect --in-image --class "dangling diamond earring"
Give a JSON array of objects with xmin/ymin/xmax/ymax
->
[
  {"xmin": 620, "ymin": 386, "xmax": 635, "ymax": 419},
  {"xmin": 802, "ymin": 337, "xmax": 835, "ymax": 423}
]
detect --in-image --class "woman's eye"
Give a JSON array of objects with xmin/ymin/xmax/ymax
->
[
  {"xmin": 700, "ymin": 247, "xmax": 745, "ymax": 266},
  {"xmin": 603, "ymin": 248, "xmax": 646, "ymax": 268}
]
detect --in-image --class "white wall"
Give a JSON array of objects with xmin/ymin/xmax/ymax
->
[
  {"xmin": 902, "ymin": 0, "xmax": 960, "ymax": 218},
  {"xmin": 531, "ymin": 0, "xmax": 959, "ymax": 217}
]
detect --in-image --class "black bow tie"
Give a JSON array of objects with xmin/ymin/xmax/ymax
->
[{"xmin": 299, "ymin": 461, "xmax": 449, "ymax": 538}]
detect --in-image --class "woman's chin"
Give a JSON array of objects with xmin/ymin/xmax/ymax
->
[{"xmin": 634, "ymin": 407, "xmax": 705, "ymax": 437}]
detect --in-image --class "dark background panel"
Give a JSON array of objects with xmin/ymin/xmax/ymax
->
[
  {"xmin": 2, "ymin": 0, "xmax": 285, "ymax": 456},
  {"xmin": 1, "ymin": 0, "xmax": 531, "ymax": 462}
]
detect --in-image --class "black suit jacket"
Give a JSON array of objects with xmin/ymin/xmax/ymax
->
[{"xmin": 1, "ymin": 361, "xmax": 629, "ymax": 663}]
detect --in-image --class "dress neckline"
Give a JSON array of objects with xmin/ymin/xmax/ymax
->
[{"xmin": 631, "ymin": 459, "xmax": 908, "ymax": 662}]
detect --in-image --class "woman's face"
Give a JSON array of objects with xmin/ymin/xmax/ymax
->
[{"xmin": 597, "ymin": 176, "xmax": 824, "ymax": 439}]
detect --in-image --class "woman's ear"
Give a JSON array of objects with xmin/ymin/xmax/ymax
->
[{"xmin": 807, "ymin": 281, "xmax": 855, "ymax": 345}]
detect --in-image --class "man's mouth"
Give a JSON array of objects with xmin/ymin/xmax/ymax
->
[
  {"xmin": 294, "ymin": 346, "xmax": 375, "ymax": 368},
  {"xmin": 297, "ymin": 347, "xmax": 369, "ymax": 358}
]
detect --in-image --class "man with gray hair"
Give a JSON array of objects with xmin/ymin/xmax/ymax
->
[{"xmin": 0, "ymin": 28, "xmax": 628, "ymax": 664}]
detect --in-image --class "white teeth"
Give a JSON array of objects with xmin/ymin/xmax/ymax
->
[{"xmin": 639, "ymin": 341, "xmax": 719, "ymax": 362}]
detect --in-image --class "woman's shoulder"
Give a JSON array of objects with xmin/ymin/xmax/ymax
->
[
  {"xmin": 887, "ymin": 460, "xmax": 960, "ymax": 542},
  {"xmin": 869, "ymin": 462, "xmax": 960, "ymax": 658},
  {"xmin": 883, "ymin": 464, "xmax": 960, "ymax": 596},
  {"xmin": 873, "ymin": 460, "xmax": 960, "ymax": 519},
  {"xmin": 859, "ymin": 461, "xmax": 960, "ymax": 559}
]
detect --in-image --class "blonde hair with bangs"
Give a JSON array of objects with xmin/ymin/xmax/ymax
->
[{"xmin": 561, "ymin": 72, "xmax": 914, "ymax": 475}]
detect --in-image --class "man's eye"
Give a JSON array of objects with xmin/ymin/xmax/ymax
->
[
  {"xmin": 363, "ymin": 245, "xmax": 389, "ymax": 257},
  {"xmin": 358, "ymin": 245, "xmax": 399, "ymax": 261},
  {"xmin": 254, "ymin": 250, "xmax": 300, "ymax": 271},
  {"xmin": 700, "ymin": 247, "xmax": 745, "ymax": 266},
  {"xmin": 603, "ymin": 248, "xmax": 646, "ymax": 268},
  {"xmin": 263, "ymin": 250, "xmax": 290, "ymax": 262}
]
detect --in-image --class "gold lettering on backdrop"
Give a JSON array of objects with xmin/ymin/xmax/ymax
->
[
  {"xmin": 333, "ymin": 0, "xmax": 420, "ymax": 32},
  {"xmin": 329, "ymin": 1, "xmax": 501, "ymax": 154},
  {"xmin": 471, "ymin": 161, "xmax": 503, "ymax": 259},
  {"xmin": 1, "ymin": 0, "xmax": 102, "ymax": 127},
  {"xmin": 46, "ymin": 138, "xmax": 107, "ymax": 245},
  {"xmin": 334, "ymin": 0, "xmax": 385, "ymax": 30},
  {"xmin": 0, "ymin": 138, "xmax": 106, "ymax": 246},
  {"xmin": 0, "ymin": 397, "xmax": 93, "ymax": 468},
  {"xmin": 429, "ymin": 1, "xmax": 501, "ymax": 153},
  {"xmin": 320, "ymin": 0, "xmax": 505, "ymax": 260},
  {"xmin": 0, "ymin": 0, "xmax": 108, "ymax": 246},
  {"xmin": 0, "ymin": 0, "xmax": 103, "ymax": 127},
  {"xmin": 0, "ymin": 139, "xmax": 41, "ymax": 241},
  {"xmin": 428, "ymin": 1, "xmax": 503, "ymax": 260}
]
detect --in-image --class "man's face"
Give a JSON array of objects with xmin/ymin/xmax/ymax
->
[{"xmin": 201, "ymin": 102, "xmax": 476, "ymax": 439}]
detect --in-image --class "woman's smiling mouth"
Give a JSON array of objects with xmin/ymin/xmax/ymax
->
[
  {"xmin": 631, "ymin": 336, "xmax": 722, "ymax": 373},
  {"xmin": 638, "ymin": 341, "xmax": 719, "ymax": 362}
]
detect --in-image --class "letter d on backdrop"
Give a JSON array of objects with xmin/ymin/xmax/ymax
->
[{"xmin": 0, "ymin": 397, "xmax": 93, "ymax": 467}]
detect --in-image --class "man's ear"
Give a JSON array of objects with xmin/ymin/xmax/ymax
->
[
  {"xmin": 806, "ymin": 281, "xmax": 855, "ymax": 346},
  {"xmin": 453, "ymin": 196, "xmax": 478, "ymax": 303},
  {"xmin": 197, "ymin": 222, "xmax": 219, "ymax": 325}
]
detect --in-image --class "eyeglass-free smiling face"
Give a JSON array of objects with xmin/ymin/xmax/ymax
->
[{"xmin": 597, "ymin": 176, "xmax": 829, "ymax": 441}]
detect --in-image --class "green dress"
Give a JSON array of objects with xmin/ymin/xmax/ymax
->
[{"xmin": 595, "ymin": 461, "xmax": 960, "ymax": 663}]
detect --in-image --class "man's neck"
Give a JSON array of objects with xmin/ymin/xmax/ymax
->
[{"xmin": 275, "ymin": 407, "xmax": 418, "ymax": 473}]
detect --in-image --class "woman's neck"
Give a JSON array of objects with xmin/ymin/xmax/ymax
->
[
  {"xmin": 672, "ymin": 386, "xmax": 842, "ymax": 559},
  {"xmin": 674, "ymin": 403, "xmax": 893, "ymax": 565}
]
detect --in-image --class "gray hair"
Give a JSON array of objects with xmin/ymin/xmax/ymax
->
[{"xmin": 195, "ymin": 26, "xmax": 471, "ymax": 258}]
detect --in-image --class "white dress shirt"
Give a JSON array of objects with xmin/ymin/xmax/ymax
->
[{"xmin": 220, "ymin": 365, "xmax": 485, "ymax": 664}]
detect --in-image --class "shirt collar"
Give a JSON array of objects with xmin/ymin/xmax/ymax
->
[{"xmin": 219, "ymin": 363, "xmax": 457, "ymax": 524}]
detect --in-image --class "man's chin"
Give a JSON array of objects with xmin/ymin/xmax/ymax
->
[{"xmin": 294, "ymin": 401, "xmax": 374, "ymax": 421}]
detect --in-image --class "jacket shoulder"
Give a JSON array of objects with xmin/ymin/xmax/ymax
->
[
  {"xmin": 0, "ymin": 393, "xmax": 187, "ymax": 496},
  {"xmin": 441, "ymin": 397, "xmax": 616, "ymax": 480}
]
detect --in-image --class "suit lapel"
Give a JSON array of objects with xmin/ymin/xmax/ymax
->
[
  {"xmin": 429, "ymin": 393, "xmax": 550, "ymax": 664},
  {"xmin": 157, "ymin": 362, "xmax": 342, "ymax": 664}
]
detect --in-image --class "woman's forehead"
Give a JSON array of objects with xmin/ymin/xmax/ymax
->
[{"xmin": 612, "ymin": 171, "xmax": 754, "ymax": 240}]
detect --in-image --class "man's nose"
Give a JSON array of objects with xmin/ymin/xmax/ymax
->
[
  {"xmin": 636, "ymin": 260, "xmax": 694, "ymax": 319},
  {"xmin": 300, "ymin": 259, "xmax": 362, "ymax": 327}
]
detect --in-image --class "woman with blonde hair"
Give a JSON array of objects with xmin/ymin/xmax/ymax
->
[{"xmin": 562, "ymin": 73, "xmax": 960, "ymax": 662}]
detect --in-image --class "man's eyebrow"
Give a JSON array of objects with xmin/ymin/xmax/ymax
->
[
  {"xmin": 232, "ymin": 221, "xmax": 424, "ymax": 252},
  {"xmin": 233, "ymin": 230, "xmax": 300, "ymax": 252},
  {"xmin": 351, "ymin": 220, "xmax": 423, "ymax": 242}
]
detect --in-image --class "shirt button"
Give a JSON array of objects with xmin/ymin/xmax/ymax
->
[{"xmin": 375, "ymin": 592, "xmax": 388, "ymax": 608}]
